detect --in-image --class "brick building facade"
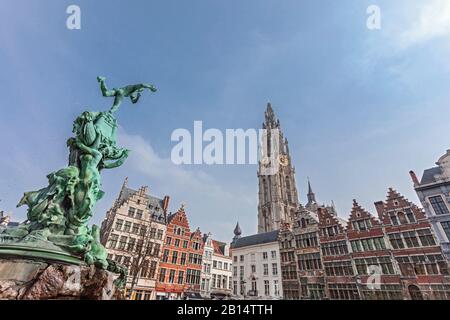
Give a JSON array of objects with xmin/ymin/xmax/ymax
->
[
  {"xmin": 374, "ymin": 188, "xmax": 449, "ymax": 299},
  {"xmin": 278, "ymin": 188, "xmax": 450, "ymax": 300},
  {"xmin": 155, "ymin": 205, "xmax": 203, "ymax": 299}
]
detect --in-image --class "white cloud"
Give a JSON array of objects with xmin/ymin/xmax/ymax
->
[
  {"xmin": 118, "ymin": 128, "xmax": 234, "ymax": 199},
  {"xmin": 399, "ymin": 0, "xmax": 450, "ymax": 49},
  {"xmin": 117, "ymin": 128, "xmax": 256, "ymax": 240}
]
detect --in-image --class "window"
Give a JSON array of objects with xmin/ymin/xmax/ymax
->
[
  {"xmin": 264, "ymin": 280, "xmax": 270, "ymax": 296},
  {"xmin": 168, "ymin": 270, "xmax": 175, "ymax": 283},
  {"xmin": 149, "ymin": 261, "xmax": 157, "ymax": 279},
  {"xmin": 328, "ymin": 283, "xmax": 360, "ymax": 300},
  {"xmin": 295, "ymin": 232, "xmax": 318, "ymax": 248},
  {"xmin": 354, "ymin": 257, "xmax": 394, "ymax": 275},
  {"xmin": 240, "ymin": 255, "xmax": 244, "ymax": 262},
  {"xmin": 403, "ymin": 231, "xmax": 420, "ymax": 248},
  {"xmin": 174, "ymin": 239, "xmax": 180, "ymax": 247},
  {"xmin": 146, "ymin": 242, "xmax": 154, "ymax": 255},
  {"xmin": 324, "ymin": 259, "xmax": 359, "ymax": 276},
  {"xmin": 136, "ymin": 240, "xmax": 143, "ymax": 253},
  {"xmin": 183, "ymin": 240, "xmax": 188, "ymax": 248},
  {"xmin": 274, "ymin": 280, "xmax": 279, "ymax": 296},
  {"xmin": 115, "ymin": 219, "xmax": 123, "ymax": 231},
  {"xmin": 441, "ymin": 221, "xmax": 450, "ymax": 240},
  {"xmin": 158, "ymin": 268, "xmax": 166, "ymax": 282},
  {"xmin": 272, "ymin": 263, "xmax": 278, "ymax": 276},
  {"xmin": 123, "ymin": 221, "xmax": 131, "ymax": 232},
  {"xmin": 153, "ymin": 243, "xmax": 161, "ymax": 256},
  {"xmin": 352, "ymin": 219, "xmax": 372, "ymax": 231},
  {"xmin": 417, "ymin": 229, "xmax": 436, "ymax": 246},
  {"xmin": 128, "ymin": 207, "xmax": 136, "ymax": 218},
  {"xmin": 233, "ymin": 256, "xmax": 238, "ymax": 262},
  {"xmin": 118, "ymin": 236, "xmax": 127, "ymax": 250},
  {"xmin": 263, "ymin": 264, "xmax": 268, "ymax": 275},
  {"xmin": 239, "ymin": 266, "xmax": 244, "ymax": 279},
  {"xmin": 390, "ymin": 213, "xmax": 399, "ymax": 226},
  {"xmin": 397, "ymin": 212, "xmax": 408, "ymax": 224},
  {"xmin": 162, "ymin": 249, "xmax": 169, "ymax": 263},
  {"xmin": 388, "ymin": 233, "xmax": 404, "ymax": 249},
  {"xmin": 321, "ymin": 241, "xmax": 348, "ymax": 256},
  {"xmin": 405, "ymin": 208, "xmax": 416, "ymax": 223},
  {"xmin": 178, "ymin": 271, "xmax": 184, "ymax": 284},
  {"xmin": 429, "ymin": 195, "xmax": 449, "ymax": 215},
  {"xmin": 157, "ymin": 229, "xmax": 163, "ymax": 240},
  {"xmin": 132, "ymin": 223, "xmax": 140, "ymax": 234},
  {"xmin": 166, "ymin": 237, "xmax": 172, "ymax": 245},
  {"xmin": 233, "ymin": 266, "xmax": 238, "ymax": 277},
  {"xmin": 172, "ymin": 251, "xmax": 178, "ymax": 264},
  {"xmin": 396, "ymin": 257, "xmax": 415, "ymax": 276},
  {"xmin": 136, "ymin": 209, "xmax": 143, "ymax": 219},
  {"xmin": 140, "ymin": 225, "xmax": 147, "ymax": 237},
  {"xmin": 127, "ymin": 238, "xmax": 135, "ymax": 251},
  {"xmin": 252, "ymin": 264, "xmax": 257, "ymax": 273},
  {"xmin": 262, "ymin": 252, "xmax": 268, "ymax": 260},
  {"xmin": 298, "ymin": 253, "xmax": 322, "ymax": 271},
  {"xmin": 213, "ymin": 260, "xmax": 217, "ymax": 268},
  {"xmin": 271, "ymin": 251, "xmax": 277, "ymax": 259},
  {"xmin": 180, "ymin": 252, "xmax": 187, "ymax": 265},
  {"xmin": 108, "ymin": 234, "xmax": 118, "ymax": 249},
  {"xmin": 350, "ymin": 237, "xmax": 385, "ymax": 252}
]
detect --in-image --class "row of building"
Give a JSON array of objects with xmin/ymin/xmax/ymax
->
[
  {"xmin": 99, "ymin": 103, "xmax": 450, "ymax": 300},
  {"xmin": 99, "ymin": 178, "xmax": 233, "ymax": 300},
  {"xmin": 231, "ymin": 187, "xmax": 450, "ymax": 300}
]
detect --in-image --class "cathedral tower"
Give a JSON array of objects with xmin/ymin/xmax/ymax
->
[{"xmin": 257, "ymin": 103, "xmax": 299, "ymax": 233}]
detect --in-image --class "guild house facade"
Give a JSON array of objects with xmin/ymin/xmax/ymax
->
[
  {"xmin": 100, "ymin": 178, "xmax": 170, "ymax": 300},
  {"xmin": 155, "ymin": 205, "xmax": 204, "ymax": 300},
  {"xmin": 277, "ymin": 188, "xmax": 450, "ymax": 300}
]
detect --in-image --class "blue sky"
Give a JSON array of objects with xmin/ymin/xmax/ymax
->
[{"xmin": 1, "ymin": 0, "xmax": 450, "ymax": 242}]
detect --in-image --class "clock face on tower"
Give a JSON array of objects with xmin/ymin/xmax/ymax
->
[{"xmin": 279, "ymin": 154, "xmax": 289, "ymax": 167}]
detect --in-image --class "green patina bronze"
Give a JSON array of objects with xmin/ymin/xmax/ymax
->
[{"xmin": 0, "ymin": 77, "xmax": 156, "ymax": 275}]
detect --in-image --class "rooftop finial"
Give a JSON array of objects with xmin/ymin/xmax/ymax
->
[
  {"xmin": 307, "ymin": 178, "xmax": 316, "ymax": 205},
  {"xmin": 233, "ymin": 221, "xmax": 242, "ymax": 236}
]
